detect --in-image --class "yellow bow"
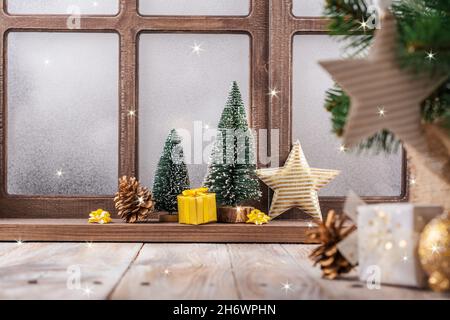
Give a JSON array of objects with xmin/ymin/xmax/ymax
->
[
  {"xmin": 246, "ymin": 209, "xmax": 271, "ymax": 225},
  {"xmin": 182, "ymin": 187, "xmax": 209, "ymax": 197},
  {"xmin": 88, "ymin": 209, "xmax": 112, "ymax": 224}
]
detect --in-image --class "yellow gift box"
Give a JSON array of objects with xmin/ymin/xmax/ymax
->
[{"xmin": 177, "ymin": 188, "xmax": 217, "ymax": 225}]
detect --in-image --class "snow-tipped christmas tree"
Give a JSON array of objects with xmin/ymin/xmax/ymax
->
[
  {"xmin": 153, "ymin": 129, "xmax": 190, "ymax": 213},
  {"xmin": 204, "ymin": 81, "xmax": 261, "ymax": 206}
]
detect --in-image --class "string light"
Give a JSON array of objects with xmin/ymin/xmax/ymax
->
[{"xmin": 384, "ymin": 241, "xmax": 393, "ymax": 250}]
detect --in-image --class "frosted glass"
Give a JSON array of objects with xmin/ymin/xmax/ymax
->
[
  {"xmin": 7, "ymin": 32, "xmax": 119, "ymax": 195},
  {"xmin": 292, "ymin": 35, "xmax": 403, "ymax": 196},
  {"xmin": 292, "ymin": 0, "xmax": 325, "ymax": 17},
  {"xmin": 139, "ymin": 0, "xmax": 249, "ymax": 16},
  {"xmin": 6, "ymin": 0, "xmax": 119, "ymax": 15},
  {"xmin": 139, "ymin": 34, "xmax": 250, "ymax": 189}
]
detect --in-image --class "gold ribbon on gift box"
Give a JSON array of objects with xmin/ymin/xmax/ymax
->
[{"xmin": 178, "ymin": 188, "xmax": 217, "ymax": 225}]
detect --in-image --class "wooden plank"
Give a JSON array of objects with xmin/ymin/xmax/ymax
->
[
  {"xmin": 0, "ymin": 242, "xmax": 142, "ymax": 300},
  {"xmin": 282, "ymin": 244, "xmax": 449, "ymax": 300},
  {"xmin": 110, "ymin": 244, "xmax": 239, "ymax": 300},
  {"xmin": 0, "ymin": 219, "xmax": 318, "ymax": 243},
  {"xmin": 227, "ymin": 244, "xmax": 330, "ymax": 299}
]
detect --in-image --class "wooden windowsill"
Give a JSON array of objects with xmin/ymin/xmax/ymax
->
[{"xmin": 0, "ymin": 219, "xmax": 318, "ymax": 243}]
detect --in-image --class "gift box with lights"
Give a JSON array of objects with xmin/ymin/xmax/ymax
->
[
  {"xmin": 177, "ymin": 188, "xmax": 217, "ymax": 225},
  {"xmin": 357, "ymin": 204, "xmax": 442, "ymax": 288}
]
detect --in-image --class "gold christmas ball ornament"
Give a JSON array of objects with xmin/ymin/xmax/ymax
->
[{"xmin": 418, "ymin": 212, "xmax": 450, "ymax": 292}]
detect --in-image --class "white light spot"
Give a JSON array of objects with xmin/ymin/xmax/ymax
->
[
  {"xmin": 83, "ymin": 285, "xmax": 93, "ymax": 298},
  {"xmin": 425, "ymin": 50, "xmax": 436, "ymax": 61},
  {"xmin": 384, "ymin": 241, "xmax": 393, "ymax": 250},
  {"xmin": 190, "ymin": 42, "xmax": 204, "ymax": 56},
  {"xmin": 281, "ymin": 280, "xmax": 293, "ymax": 294},
  {"xmin": 268, "ymin": 88, "xmax": 280, "ymax": 99}
]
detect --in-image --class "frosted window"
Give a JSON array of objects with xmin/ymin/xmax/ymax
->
[
  {"xmin": 139, "ymin": 34, "xmax": 250, "ymax": 188},
  {"xmin": 292, "ymin": 35, "xmax": 403, "ymax": 196},
  {"xmin": 6, "ymin": 0, "xmax": 119, "ymax": 15},
  {"xmin": 7, "ymin": 32, "xmax": 119, "ymax": 195},
  {"xmin": 292, "ymin": 0, "xmax": 325, "ymax": 17},
  {"xmin": 139, "ymin": 0, "xmax": 249, "ymax": 16}
]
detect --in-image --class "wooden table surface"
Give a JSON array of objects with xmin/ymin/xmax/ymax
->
[{"xmin": 0, "ymin": 243, "xmax": 448, "ymax": 300}]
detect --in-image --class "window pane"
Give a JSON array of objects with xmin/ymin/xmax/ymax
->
[
  {"xmin": 7, "ymin": 32, "xmax": 119, "ymax": 195},
  {"xmin": 6, "ymin": 0, "xmax": 119, "ymax": 15},
  {"xmin": 292, "ymin": 35, "xmax": 403, "ymax": 196},
  {"xmin": 139, "ymin": 0, "xmax": 249, "ymax": 16},
  {"xmin": 292, "ymin": 0, "xmax": 325, "ymax": 17},
  {"xmin": 139, "ymin": 34, "xmax": 250, "ymax": 189}
]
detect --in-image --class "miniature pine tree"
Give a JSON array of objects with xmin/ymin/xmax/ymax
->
[
  {"xmin": 153, "ymin": 129, "xmax": 190, "ymax": 213},
  {"xmin": 204, "ymin": 81, "xmax": 261, "ymax": 206}
]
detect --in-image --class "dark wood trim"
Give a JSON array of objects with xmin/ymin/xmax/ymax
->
[
  {"xmin": 0, "ymin": 219, "xmax": 319, "ymax": 243},
  {"xmin": 0, "ymin": 0, "xmax": 407, "ymax": 221}
]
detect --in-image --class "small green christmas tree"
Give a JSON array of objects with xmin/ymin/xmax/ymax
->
[
  {"xmin": 204, "ymin": 81, "xmax": 261, "ymax": 206},
  {"xmin": 153, "ymin": 129, "xmax": 190, "ymax": 213}
]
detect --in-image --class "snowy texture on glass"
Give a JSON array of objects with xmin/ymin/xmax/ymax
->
[
  {"xmin": 292, "ymin": 0, "xmax": 326, "ymax": 17},
  {"xmin": 139, "ymin": 0, "xmax": 249, "ymax": 16},
  {"xmin": 7, "ymin": 0, "xmax": 119, "ymax": 15},
  {"xmin": 7, "ymin": 32, "xmax": 119, "ymax": 195},
  {"xmin": 139, "ymin": 33, "xmax": 250, "ymax": 189}
]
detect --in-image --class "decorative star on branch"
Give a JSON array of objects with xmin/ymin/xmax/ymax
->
[{"xmin": 319, "ymin": 13, "xmax": 447, "ymax": 152}]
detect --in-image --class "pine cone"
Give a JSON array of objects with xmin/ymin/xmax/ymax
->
[
  {"xmin": 307, "ymin": 210, "xmax": 356, "ymax": 280},
  {"xmin": 114, "ymin": 176, "xmax": 156, "ymax": 223}
]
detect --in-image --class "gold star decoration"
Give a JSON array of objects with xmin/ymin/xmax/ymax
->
[
  {"xmin": 319, "ymin": 13, "xmax": 447, "ymax": 153},
  {"xmin": 257, "ymin": 140, "xmax": 340, "ymax": 221}
]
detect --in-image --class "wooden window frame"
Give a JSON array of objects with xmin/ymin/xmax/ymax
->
[
  {"xmin": 0, "ymin": 0, "xmax": 408, "ymax": 238},
  {"xmin": 0, "ymin": 0, "xmax": 269, "ymax": 218}
]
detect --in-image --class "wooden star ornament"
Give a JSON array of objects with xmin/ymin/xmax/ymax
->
[
  {"xmin": 319, "ymin": 13, "xmax": 448, "ymax": 152},
  {"xmin": 257, "ymin": 141, "xmax": 339, "ymax": 221}
]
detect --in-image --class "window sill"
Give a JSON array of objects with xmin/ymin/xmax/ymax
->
[{"xmin": 0, "ymin": 219, "xmax": 318, "ymax": 243}]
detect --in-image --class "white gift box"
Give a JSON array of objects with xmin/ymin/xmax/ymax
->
[{"xmin": 357, "ymin": 204, "xmax": 442, "ymax": 288}]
